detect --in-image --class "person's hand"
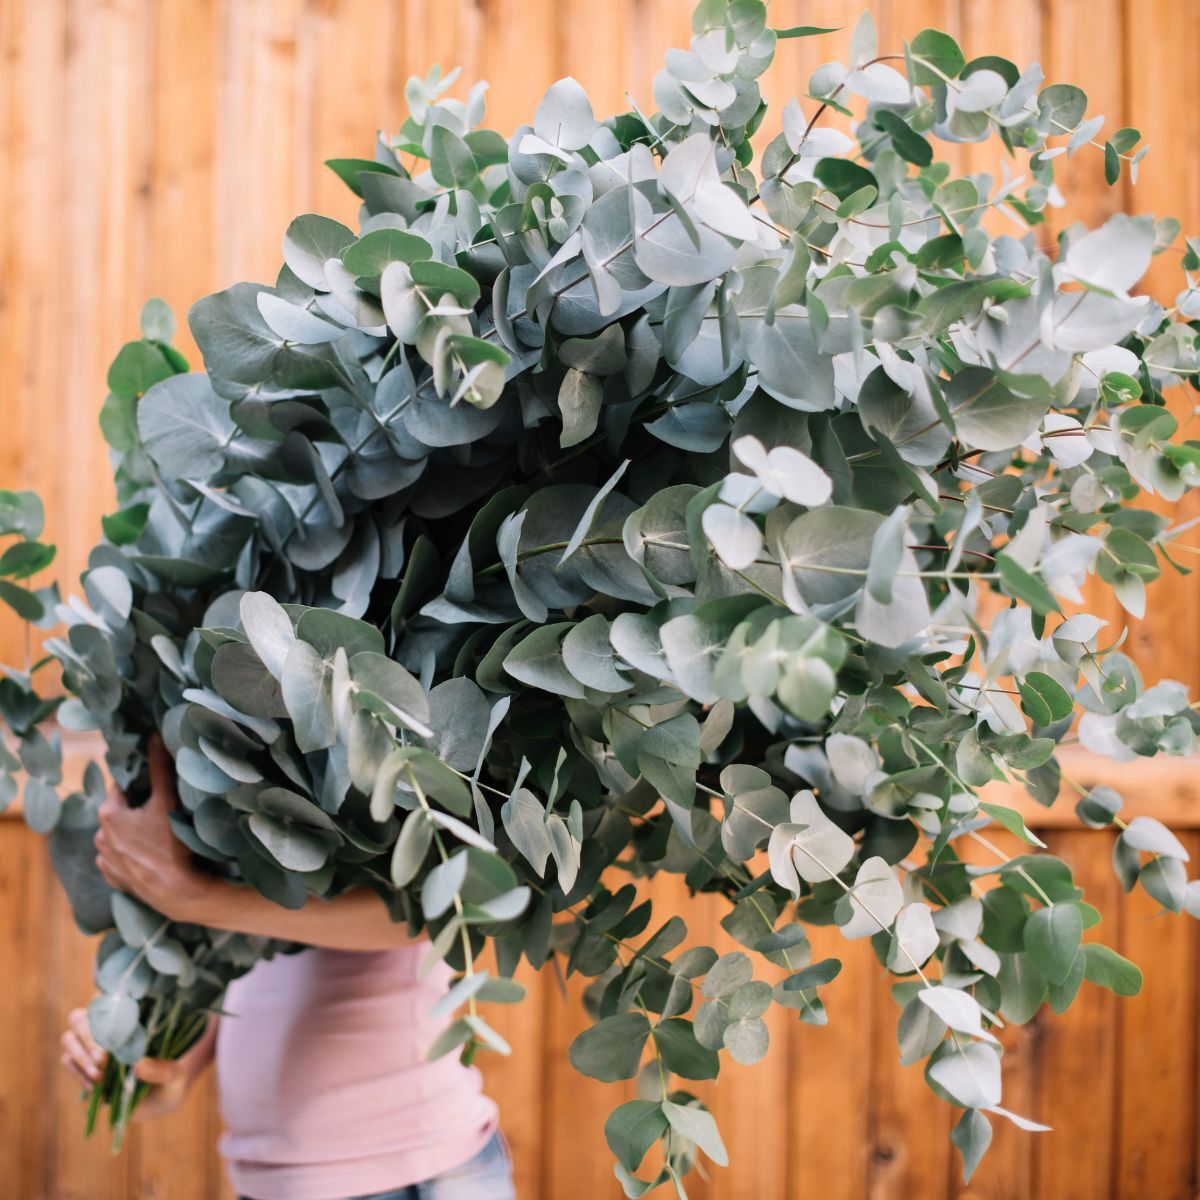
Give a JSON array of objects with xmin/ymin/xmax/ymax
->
[
  {"xmin": 94, "ymin": 736, "xmax": 213, "ymax": 921},
  {"xmin": 60, "ymin": 1005, "xmax": 106, "ymax": 1087},
  {"xmin": 60, "ymin": 1006, "xmax": 215, "ymax": 1119}
]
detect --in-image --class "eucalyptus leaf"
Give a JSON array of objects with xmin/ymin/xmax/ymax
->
[
  {"xmin": 1023, "ymin": 904, "xmax": 1083, "ymax": 986},
  {"xmin": 569, "ymin": 1012, "xmax": 650, "ymax": 1082}
]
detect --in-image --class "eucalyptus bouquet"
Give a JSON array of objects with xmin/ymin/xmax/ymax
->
[{"xmin": 5, "ymin": 0, "xmax": 1200, "ymax": 1187}]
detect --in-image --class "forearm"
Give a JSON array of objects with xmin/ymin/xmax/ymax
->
[{"xmin": 178, "ymin": 876, "xmax": 415, "ymax": 951}]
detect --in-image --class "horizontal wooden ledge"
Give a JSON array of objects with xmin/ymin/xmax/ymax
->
[
  {"xmin": 986, "ymin": 746, "xmax": 1200, "ymax": 828},
  {"xmin": 2, "ymin": 733, "xmax": 1196, "ymax": 828}
]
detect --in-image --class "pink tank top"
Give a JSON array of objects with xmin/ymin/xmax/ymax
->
[{"xmin": 215, "ymin": 945, "xmax": 498, "ymax": 1200}]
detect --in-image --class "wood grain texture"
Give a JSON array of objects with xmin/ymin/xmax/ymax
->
[
  {"xmin": 1027, "ymin": 830, "xmax": 1120, "ymax": 1200},
  {"xmin": 539, "ymin": 951, "xmax": 636, "ymax": 1199},
  {"xmin": 0, "ymin": 0, "xmax": 72, "ymax": 676},
  {"xmin": 2, "ymin": 2, "xmax": 1200, "ymax": 1197},
  {"xmin": 476, "ymin": 955, "xmax": 549, "ymax": 1200},
  {"xmin": 1121, "ymin": 0, "xmax": 1200, "ymax": 698},
  {"xmin": 146, "ymin": 0, "xmax": 221, "ymax": 367},
  {"xmin": 1112, "ymin": 829, "xmax": 1200, "ymax": 1199},
  {"xmin": 867, "ymin": 951, "xmax": 954, "ymax": 1200},
  {"xmin": 787, "ymin": 928, "xmax": 874, "ymax": 1200},
  {"xmin": 0, "ymin": 790, "xmax": 53, "ymax": 1197}
]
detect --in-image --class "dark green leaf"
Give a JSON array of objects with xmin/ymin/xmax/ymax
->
[
  {"xmin": 910, "ymin": 29, "xmax": 966, "ymax": 84},
  {"xmin": 1081, "ymin": 944, "xmax": 1142, "ymax": 996},
  {"xmin": 1023, "ymin": 904, "xmax": 1082, "ymax": 986},
  {"xmin": 569, "ymin": 1012, "xmax": 651, "ymax": 1081},
  {"xmin": 774, "ymin": 25, "xmax": 839, "ymax": 39},
  {"xmin": 652, "ymin": 1018, "xmax": 719, "ymax": 1079},
  {"xmin": 605, "ymin": 1101, "xmax": 667, "ymax": 1173}
]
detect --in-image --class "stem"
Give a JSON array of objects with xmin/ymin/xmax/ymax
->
[
  {"xmin": 910, "ymin": 543, "xmax": 996, "ymax": 563},
  {"xmin": 788, "ymin": 840, "xmax": 941, "ymax": 992},
  {"xmin": 765, "ymin": 55, "xmax": 907, "ymax": 188},
  {"xmin": 405, "ymin": 764, "xmax": 479, "ymax": 1022},
  {"xmin": 476, "ymin": 535, "xmax": 624, "ymax": 577},
  {"xmin": 115, "ymin": 919, "xmax": 171, "ymax": 994},
  {"xmin": 908, "ymin": 733, "xmax": 973, "ymax": 798},
  {"xmin": 967, "ymin": 829, "xmax": 1055, "ymax": 908},
  {"xmin": 83, "ymin": 1064, "xmax": 107, "ymax": 1137},
  {"xmin": 1016, "ymin": 765, "xmax": 1128, "ymax": 832}
]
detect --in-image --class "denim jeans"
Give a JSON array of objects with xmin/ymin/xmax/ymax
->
[{"xmin": 241, "ymin": 1132, "xmax": 516, "ymax": 1200}]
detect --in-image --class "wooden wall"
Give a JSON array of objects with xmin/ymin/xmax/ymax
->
[{"xmin": 1, "ymin": 1, "xmax": 1199, "ymax": 1197}]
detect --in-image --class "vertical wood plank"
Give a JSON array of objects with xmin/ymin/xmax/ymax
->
[
  {"xmin": 1037, "ymin": 0, "xmax": 1129, "ymax": 663},
  {"xmin": 540, "ymin": 950, "xmax": 634, "ymax": 1199},
  {"xmin": 145, "ymin": 0, "xmax": 222, "ymax": 368},
  {"xmin": 44, "ymin": 8, "xmax": 157, "ymax": 1193},
  {"xmin": 689, "ymin": 879, "xmax": 791, "ymax": 1200},
  {"xmin": 478, "ymin": 957, "xmax": 548, "ymax": 1200},
  {"xmin": 1026, "ymin": 830, "xmax": 1119, "ymax": 1200},
  {"xmin": 0, "ymin": 823, "xmax": 53, "ymax": 1197},
  {"xmin": 44, "ymin": 879, "xmax": 132, "ymax": 1199},
  {"xmin": 787, "ymin": 930, "xmax": 875, "ymax": 1200},
  {"xmin": 216, "ymin": 0, "xmax": 307, "ymax": 286},
  {"xmin": 1121, "ymin": 0, "xmax": 1200, "ymax": 697},
  {"xmin": 0, "ymin": 0, "xmax": 69, "ymax": 667},
  {"xmin": 208, "ymin": 1070, "xmax": 238, "ymax": 1200},
  {"xmin": 144, "ymin": 7, "xmax": 231, "ymax": 1192},
  {"xmin": 1113, "ymin": 830, "xmax": 1200, "ymax": 1199},
  {"xmin": 477, "ymin": 0, "xmax": 560, "ymax": 137},
  {"xmin": 958, "ymin": 0, "xmax": 1041, "ymax": 188},
  {"xmin": 559, "ymin": 0, "xmax": 635, "ymax": 125},
  {"xmin": 754, "ymin": 0, "xmax": 859, "ymax": 147},
  {"xmin": 957, "ymin": 0, "xmax": 1043, "ymax": 88},
  {"xmin": 942, "ymin": 831, "xmax": 1037, "ymax": 1200},
  {"xmin": 953, "ymin": 1019, "xmax": 1039, "ymax": 1200},
  {"xmin": 57, "ymin": 0, "xmax": 153, "ymax": 591},
  {"xmin": 877, "ymin": 0, "xmax": 959, "ymax": 59},
  {"xmin": 705, "ymin": 996, "xmax": 793, "ymax": 1200},
  {"xmin": 387, "ymin": 2, "xmax": 488, "ymax": 175},
  {"xmin": 1040, "ymin": 0, "xmax": 1127, "ymax": 232},
  {"xmin": 131, "ymin": 1079, "xmax": 224, "ymax": 1200},
  {"xmin": 626, "ymin": 0, "xmax": 694, "ymax": 117},
  {"xmin": 866, "ymin": 963, "xmax": 953, "ymax": 1200},
  {"xmin": 1122, "ymin": 0, "xmax": 1200, "ymax": 303},
  {"xmin": 303, "ymin": 0, "xmax": 396, "ymax": 225}
]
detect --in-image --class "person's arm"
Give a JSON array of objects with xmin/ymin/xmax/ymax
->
[
  {"xmin": 183, "ymin": 877, "xmax": 416, "ymax": 950},
  {"xmin": 95, "ymin": 737, "xmax": 416, "ymax": 952},
  {"xmin": 61, "ymin": 1007, "xmax": 218, "ymax": 1120}
]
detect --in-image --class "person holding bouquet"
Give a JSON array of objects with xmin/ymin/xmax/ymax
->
[{"xmin": 59, "ymin": 739, "xmax": 515, "ymax": 1200}]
